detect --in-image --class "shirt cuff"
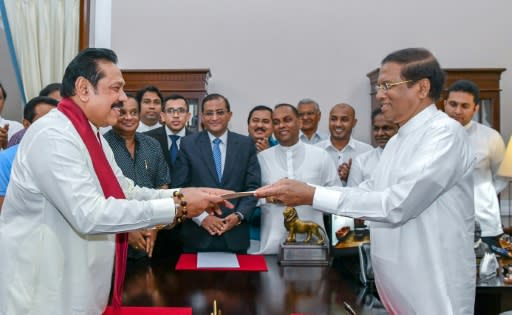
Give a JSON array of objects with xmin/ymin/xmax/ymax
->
[
  {"xmin": 149, "ymin": 198, "xmax": 176, "ymax": 225},
  {"xmin": 312, "ymin": 186, "xmax": 343, "ymax": 214},
  {"xmin": 192, "ymin": 211, "xmax": 209, "ymax": 226}
]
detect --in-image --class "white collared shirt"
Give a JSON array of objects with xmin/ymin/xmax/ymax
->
[
  {"xmin": 136, "ymin": 121, "xmax": 161, "ymax": 133},
  {"xmin": 347, "ymin": 146, "xmax": 383, "ymax": 187},
  {"xmin": 299, "ymin": 130, "xmax": 328, "ymax": 144},
  {"xmin": 465, "ymin": 121, "xmax": 507, "ymax": 236}
]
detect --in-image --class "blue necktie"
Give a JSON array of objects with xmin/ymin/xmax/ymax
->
[
  {"xmin": 169, "ymin": 135, "xmax": 180, "ymax": 164},
  {"xmin": 212, "ymin": 138, "xmax": 222, "ymax": 182}
]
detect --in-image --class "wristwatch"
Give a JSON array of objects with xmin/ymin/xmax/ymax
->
[{"xmin": 234, "ymin": 212, "xmax": 244, "ymax": 224}]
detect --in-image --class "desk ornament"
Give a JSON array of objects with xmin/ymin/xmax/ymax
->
[{"xmin": 279, "ymin": 207, "xmax": 329, "ymax": 266}]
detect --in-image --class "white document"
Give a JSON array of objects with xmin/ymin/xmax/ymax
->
[{"xmin": 197, "ymin": 252, "xmax": 240, "ymax": 268}]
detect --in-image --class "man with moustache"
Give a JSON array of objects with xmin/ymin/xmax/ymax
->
[
  {"xmin": 250, "ymin": 103, "xmax": 339, "ymax": 254},
  {"xmin": 347, "ymin": 108, "xmax": 398, "ymax": 186},
  {"xmin": 136, "ymin": 85, "xmax": 163, "ymax": 132},
  {"xmin": 316, "ymin": 103, "xmax": 372, "ymax": 185},
  {"xmin": 247, "ymin": 105, "xmax": 278, "ymax": 152},
  {"xmin": 444, "ymin": 79, "xmax": 507, "ymax": 248},
  {"xmin": 0, "ymin": 48, "xmax": 231, "ymax": 315},
  {"xmin": 256, "ymin": 48, "xmax": 475, "ymax": 314},
  {"xmin": 145, "ymin": 94, "xmax": 193, "ymax": 180},
  {"xmin": 297, "ymin": 98, "xmax": 327, "ymax": 144},
  {"xmin": 104, "ymin": 94, "xmax": 170, "ymax": 262}
]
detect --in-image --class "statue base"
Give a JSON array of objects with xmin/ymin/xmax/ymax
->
[{"xmin": 279, "ymin": 241, "xmax": 329, "ymax": 266}]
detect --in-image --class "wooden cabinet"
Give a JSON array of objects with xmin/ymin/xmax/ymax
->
[
  {"xmin": 121, "ymin": 69, "xmax": 211, "ymax": 132},
  {"xmin": 367, "ymin": 68, "xmax": 506, "ymax": 132}
]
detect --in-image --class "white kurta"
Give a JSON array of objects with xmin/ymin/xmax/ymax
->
[
  {"xmin": 347, "ymin": 147, "xmax": 382, "ymax": 187},
  {"xmin": 313, "ymin": 105, "xmax": 476, "ymax": 315},
  {"xmin": 252, "ymin": 142, "xmax": 340, "ymax": 254},
  {"xmin": 0, "ymin": 110, "xmax": 176, "ymax": 315},
  {"xmin": 465, "ymin": 121, "xmax": 507, "ymax": 236}
]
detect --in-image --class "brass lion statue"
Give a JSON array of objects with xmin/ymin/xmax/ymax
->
[{"xmin": 283, "ymin": 207, "xmax": 325, "ymax": 245}]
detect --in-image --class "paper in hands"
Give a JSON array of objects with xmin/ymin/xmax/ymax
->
[{"xmin": 220, "ymin": 191, "xmax": 256, "ymax": 200}]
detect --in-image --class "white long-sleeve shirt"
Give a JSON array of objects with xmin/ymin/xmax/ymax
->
[
  {"xmin": 465, "ymin": 121, "xmax": 507, "ymax": 236},
  {"xmin": 347, "ymin": 146, "xmax": 383, "ymax": 187},
  {"xmin": 0, "ymin": 116, "xmax": 23, "ymax": 141},
  {"xmin": 252, "ymin": 141, "xmax": 340, "ymax": 254},
  {"xmin": 313, "ymin": 105, "xmax": 475, "ymax": 315},
  {"xmin": 0, "ymin": 110, "xmax": 176, "ymax": 315}
]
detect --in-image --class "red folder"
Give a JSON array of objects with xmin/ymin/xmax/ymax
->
[
  {"xmin": 103, "ymin": 306, "xmax": 192, "ymax": 315},
  {"xmin": 175, "ymin": 254, "xmax": 268, "ymax": 271}
]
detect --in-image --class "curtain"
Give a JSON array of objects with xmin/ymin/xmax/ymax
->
[{"xmin": 3, "ymin": 0, "xmax": 79, "ymax": 100}]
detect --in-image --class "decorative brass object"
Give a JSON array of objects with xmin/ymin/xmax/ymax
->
[
  {"xmin": 283, "ymin": 207, "xmax": 325, "ymax": 245},
  {"xmin": 210, "ymin": 299, "xmax": 222, "ymax": 315}
]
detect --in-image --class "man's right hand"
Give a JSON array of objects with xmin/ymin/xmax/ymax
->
[
  {"xmin": 179, "ymin": 187, "xmax": 234, "ymax": 218},
  {"xmin": 255, "ymin": 137, "xmax": 270, "ymax": 152},
  {"xmin": 0, "ymin": 124, "xmax": 9, "ymax": 149},
  {"xmin": 200, "ymin": 215, "xmax": 226, "ymax": 235}
]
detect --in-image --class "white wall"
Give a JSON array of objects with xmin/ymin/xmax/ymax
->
[{"xmin": 110, "ymin": 0, "xmax": 512, "ymax": 143}]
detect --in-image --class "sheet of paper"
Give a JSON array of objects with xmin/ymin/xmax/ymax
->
[
  {"xmin": 197, "ymin": 252, "xmax": 240, "ymax": 268},
  {"xmin": 220, "ymin": 191, "xmax": 255, "ymax": 200}
]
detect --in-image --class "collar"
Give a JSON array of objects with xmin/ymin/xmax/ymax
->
[
  {"xmin": 397, "ymin": 104, "xmax": 438, "ymax": 137},
  {"xmin": 165, "ymin": 125, "xmax": 186, "ymax": 137},
  {"xmin": 276, "ymin": 140, "xmax": 303, "ymax": 154},
  {"xmin": 464, "ymin": 120, "xmax": 474, "ymax": 131},
  {"xmin": 326, "ymin": 136, "xmax": 356, "ymax": 152},
  {"xmin": 207, "ymin": 130, "xmax": 228, "ymax": 144}
]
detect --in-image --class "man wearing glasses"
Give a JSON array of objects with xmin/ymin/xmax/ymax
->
[
  {"xmin": 145, "ymin": 94, "xmax": 193, "ymax": 180},
  {"xmin": 256, "ymin": 48, "xmax": 475, "ymax": 314},
  {"xmin": 173, "ymin": 93, "xmax": 261, "ymax": 253}
]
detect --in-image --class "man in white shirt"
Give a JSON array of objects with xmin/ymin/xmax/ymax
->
[
  {"xmin": 0, "ymin": 48, "xmax": 230, "ymax": 315},
  {"xmin": 251, "ymin": 103, "xmax": 339, "ymax": 254},
  {"xmin": 444, "ymin": 79, "xmax": 507, "ymax": 247},
  {"xmin": 347, "ymin": 108, "xmax": 398, "ymax": 187},
  {"xmin": 297, "ymin": 98, "xmax": 327, "ymax": 144},
  {"xmin": 135, "ymin": 85, "xmax": 163, "ymax": 132},
  {"xmin": 0, "ymin": 83, "xmax": 24, "ymax": 149},
  {"xmin": 316, "ymin": 103, "xmax": 372, "ymax": 185},
  {"xmin": 256, "ymin": 48, "xmax": 475, "ymax": 315}
]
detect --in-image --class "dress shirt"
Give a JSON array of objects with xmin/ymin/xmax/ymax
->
[
  {"xmin": 250, "ymin": 141, "xmax": 340, "ymax": 254},
  {"xmin": 0, "ymin": 144, "xmax": 18, "ymax": 196},
  {"xmin": 465, "ymin": 121, "xmax": 508, "ymax": 236},
  {"xmin": 164, "ymin": 125, "xmax": 187, "ymax": 150},
  {"xmin": 347, "ymin": 147, "xmax": 383, "ymax": 187},
  {"xmin": 104, "ymin": 130, "xmax": 170, "ymax": 188},
  {"xmin": 299, "ymin": 130, "xmax": 328, "ymax": 144},
  {"xmin": 312, "ymin": 105, "xmax": 475, "ymax": 314},
  {"xmin": 0, "ymin": 116, "xmax": 23, "ymax": 142},
  {"xmin": 136, "ymin": 121, "xmax": 161, "ymax": 133},
  {"xmin": 193, "ymin": 130, "xmax": 229, "ymax": 225},
  {"xmin": 0, "ymin": 110, "xmax": 177, "ymax": 315}
]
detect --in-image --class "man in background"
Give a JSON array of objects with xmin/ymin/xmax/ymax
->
[
  {"xmin": 0, "ymin": 96, "xmax": 58, "ymax": 210},
  {"xmin": 444, "ymin": 79, "xmax": 507, "ymax": 248},
  {"xmin": 297, "ymin": 98, "xmax": 327, "ymax": 144},
  {"xmin": 347, "ymin": 108, "xmax": 398, "ymax": 186},
  {"xmin": 247, "ymin": 105, "xmax": 277, "ymax": 152},
  {"xmin": 39, "ymin": 82, "xmax": 62, "ymax": 100},
  {"xmin": 145, "ymin": 94, "xmax": 192, "ymax": 180},
  {"xmin": 136, "ymin": 85, "xmax": 163, "ymax": 132},
  {"xmin": 316, "ymin": 103, "xmax": 372, "ymax": 185},
  {"xmin": 173, "ymin": 93, "xmax": 261, "ymax": 253},
  {"xmin": 0, "ymin": 82, "xmax": 24, "ymax": 149}
]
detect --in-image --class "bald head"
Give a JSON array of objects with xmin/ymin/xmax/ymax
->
[{"xmin": 328, "ymin": 103, "xmax": 357, "ymax": 141}]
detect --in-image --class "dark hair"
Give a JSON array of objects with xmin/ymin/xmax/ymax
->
[
  {"xmin": 135, "ymin": 85, "xmax": 163, "ymax": 111},
  {"xmin": 61, "ymin": 48, "xmax": 118, "ymax": 98},
  {"xmin": 163, "ymin": 94, "xmax": 189, "ymax": 111},
  {"xmin": 274, "ymin": 103, "xmax": 299, "ymax": 117},
  {"xmin": 0, "ymin": 82, "xmax": 6, "ymax": 100},
  {"xmin": 24, "ymin": 96, "xmax": 59, "ymax": 123},
  {"xmin": 371, "ymin": 108, "xmax": 383, "ymax": 121},
  {"xmin": 247, "ymin": 105, "xmax": 273, "ymax": 124},
  {"xmin": 201, "ymin": 93, "xmax": 230, "ymax": 112},
  {"xmin": 447, "ymin": 80, "xmax": 480, "ymax": 105},
  {"xmin": 381, "ymin": 48, "xmax": 445, "ymax": 101},
  {"xmin": 39, "ymin": 83, "xmax": 62, "ymax": 97}
]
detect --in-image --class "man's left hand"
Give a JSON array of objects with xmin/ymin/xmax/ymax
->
[{"xmin": 220, "ymin": 213, "xmax": 241, "ymax": 234}]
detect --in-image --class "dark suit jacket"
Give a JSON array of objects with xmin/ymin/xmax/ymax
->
[
  {"xmin": 144, "ymin": 126, "xmax": 192, "ymax": 183},
  {"xmin": 173, "ymin": 130, "xmax": 261, "ymax": 252}
]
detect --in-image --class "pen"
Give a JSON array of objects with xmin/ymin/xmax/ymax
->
[
  {"xmin": 144, "ymin": 160, "xmax": 148, "ymax": 170},
  {"xmin": 344, "ymin": 301, "xmax": 356, "ymax": 315}
]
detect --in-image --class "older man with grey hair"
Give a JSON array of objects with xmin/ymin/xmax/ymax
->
[{"xmin": 297, "ymin": 98, "xmax": 327, "ymax": 144}]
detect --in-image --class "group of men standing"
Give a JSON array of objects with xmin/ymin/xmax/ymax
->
[{"xmin": 0, "ymin": 46, "xmax": 509, "ymax": 315}]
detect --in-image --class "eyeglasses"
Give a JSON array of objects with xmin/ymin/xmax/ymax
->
[
  {"xmin": 298, "ymin": 111, "xmax": 318, "ymax": 117},
  {"xmin": 204, "ymin": 110, "xmax": 228, "ymax": 117},
  {"xmin": 164, "ymin": 108, "xmax": 188, "ymax": 115},
  {"xmin": 375, "ymin": 80, "xmax": 413, "ymax": 92}
]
